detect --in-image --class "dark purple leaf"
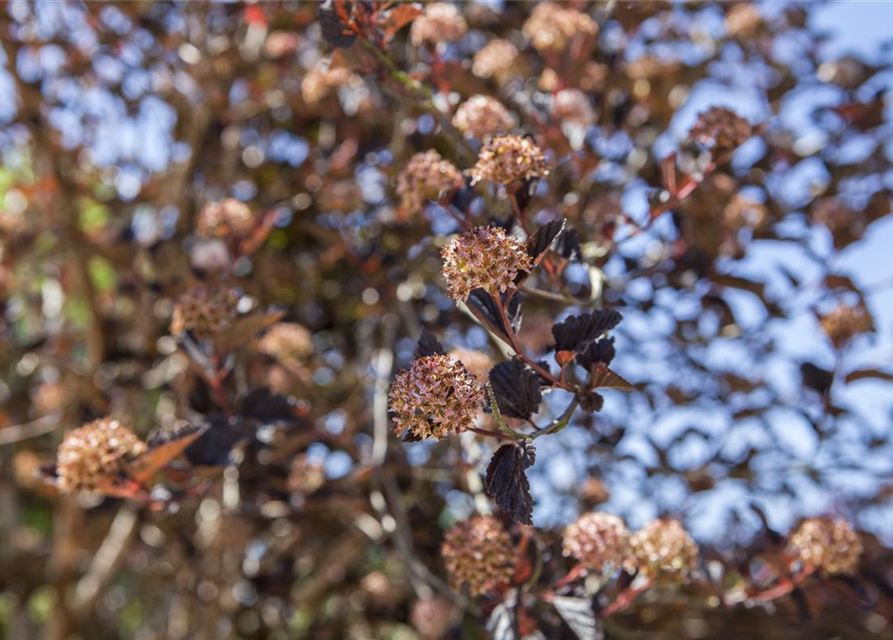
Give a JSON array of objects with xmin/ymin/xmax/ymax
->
[
  {"xmin": 466, "ymin": 289, "xmax": 522, "ymax": 341},
  {"xmin": 489, "ymin": 359, "xmax": 543, "ymax": 420},
  {"xmin": 319, "ymin": 0, "xmax": 357, "ymax": 48},
  {"xmin": 577, "ymin": 337, "xmax": 616, "ymax": 370},
  {"xmin": 577, "ymin": 390, "xmax": 604, "ymax": 413},
  {"xmin": 526, "ymin": 218, "xmax": 566, "ymax": 264},
  {"xmin": 484, "ymin": 440, "xmax": 536, "ymax": 525},
  {"xmin": 417, "ymin": 327, "xmax": 446, "ymax": 358},
  {"xmin": 557, "ymin": 227, "xmax": 582, "ymax": 262},
  {"xmin": 552, "ymin": 310, "xmax": 623, "ymax": 353}
]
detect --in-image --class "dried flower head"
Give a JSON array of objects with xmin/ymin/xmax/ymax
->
[
  {"xmin": 563, "ymin": 512, "xmax": 630, "ymax": 571},
  {"xmin": 551, "ymin": 89, "xmax": 596, "ymax": 127},
  {"xmin": 441, "ymin": 226, "xmax": 532, "ymax": 301},
  {"xmin": 448, "ymin": 347, "xmax": 493, "ymax": 383},
  {"xmin": 453, "ymin": 95, "xmax": 516, "ymax": 139},
  {"xmin": 819, "ymin": 303, "xmax": 873, "ymax": 348},
  {"xmin": 788, "ymin": 516, "xmax": 862, "ymax": 575},
  {"xmin": 442, "ymin": 516, "xmax": 514, "ymax": 596},
  {"xmin": 410, "ymin": 3, "xmax": 468, "ymax": 47},
  {"xmin": 171, "ymin": 283, "xmax": 239, "ymax": 339},
  {"xmin": 470, "ymin": 134, "xmax": 549, "ymax": 186},
  {"xmin": 288, "ymin": 454, "xmax": 325, "ymax": 496},
  {"xmin": 523, "ymin": 3, "xmax": 597, "ymax": 54},
  {"xmin": 397, "ymin": 150, "xmax": 463, "ymax": 216},
  {"xmin": 689, "ymin": 107, "xmax": 753, "ymax": 152},
  {"xmin": 197, "ymin": 198, "xmax": 255, "ymax": 240},
  {"xmin": 472, "ymin": 39, "xmax": 518, "ymax": 80},
  {"xmin": 389, "ymin": 354, "xmax": 485, "ymax": 440},
  {"xmin": 56, "ymin": 418, "xmax": 147, "ymax": 493},
  {"xmin": 258, "ymin": 322, "xmax": 314, "ymax": 365},
  {"xmin": 625, "ymin": 519, "xmax": 699, "ymax": 582}
]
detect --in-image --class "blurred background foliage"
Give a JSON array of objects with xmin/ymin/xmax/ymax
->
[{"xmin": 0, "ymin": 1, "xmax": 892, "ymax": 638}]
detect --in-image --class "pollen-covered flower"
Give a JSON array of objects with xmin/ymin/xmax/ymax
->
[
  {"xmin": 258, "ymin": 322, "xmax": 314, "ymax": 365},
  {"xmin": 523, "ymin": 2, "xmax": 597, "ymax": 54},
  {"xmin": 397, "ymin": 151, "xmax": 463, "ymax": 216},
  {"xmin": 171, "ymin": 283, "xmax": 239, "ymax": 340},
  {"xmin": 469, "ymin": 134, "xmax": 549, "ymax": 186},
  {"xmin": 410, "ymin": 3, "xmax": 468, "ymax": 47},
  {"xmin": 819, "ymin": 303, "xmax": 873, "ymax": 348},
  {"xmin": 625, "ymin": 519, "xmax": 699, "ymax": 582},
  {"xmin": 689, "ymin": 107, "xmax": 753, "ymax": 152},
  {"xmin": 472, "ymin": 39, "xmax": 518, "ymax": 80},
  {"xmin": 389, "ymin": 354, "xmax": 485, "ymax": 440},
  {"xmin": 453, "ymin": 95, "xmax": 516, "ymax": 139},
  {"xmin": 196, "ymin": 198, "xmax": 255, "ymax": 240},
  {"xmin": 441, "ymin": 226, "xmax": 532, "ymax": 301},
  {"xmin": 442, "ymin": 516, "xmax": 515, "ymax": 596},
  {"xmin": 563, "ymin": 512, "xmax": 630, "ymax": 571},
  {"xmin": 56, "ymin": 418, "xmax": 147, "ymax": 493},
  {"xmin": 788, "ymin": 516, "xmax": 862, "ymax": 575},
  {"xmin": 551, "ymin": 89, "xmax": 596, "ymax": 126}
]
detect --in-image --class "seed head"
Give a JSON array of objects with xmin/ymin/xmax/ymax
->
[
  {"xmin": 819, "ymin": 304, "xmax": 872, "ymax": 348},
  {"xmin": 441, "ymin": 226, "xmax": 532, "ymax": 301},
  {"xmin": 523, "ymin": 3, "xmax": 597, "ymax": 54},
  {"xmin": 196, "ymin": 198, "xmax": 255, "ymax": 240},
  {"xmin": 472, "ymin": 39, "xmax": 518, "ymax": 80},
  {"xmin": 563, "ymin": 512, "xmax": 630, "ymax": 571},
  {"xmin": 171, "ymin": 283, "xmax": 239, "ymax": 340},
  {"xmin": 56, "ymin": 418, "xmax": 147, "ymax": 494},
  {"xmin": 258, "ymin": 323, "xmax": 314, "ymax": 365},
  {"xmin": 411, "ymin": 3, "xmax": 468, "ymax": 47},
  {"xmin": 453, "ymin": 95, "xmax": 516, "ymax": 139},
  {"xmin": 470, "ymin": 134, "xmax": 549, "ymax": 187},
  {"xmin": 389, "ymin": 354, "xmax": 485, "ymax": 440},
  {"xmin": 689, "ymin": 107, "xmax": 752, "ymax": 152},
  {"xmin": 625, "ymin": 519, "xmax": 699, "ymax": 582},
  {"xmin": 442, "ymin": 516, "xmax": 515, "ymax": 596},
  {"xmin": 788, "ymin": 516, "xmax": 862, "ymax": 575},
  {"xmin": 397, "ymin": 151, "xmax": 463, "ymax": 216}
]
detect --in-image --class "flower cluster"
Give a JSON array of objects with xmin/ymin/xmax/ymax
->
[
  {"xmin": 563, "ymin": 512, "xmax": 630, "ymax": 571},
  {"xmin": 258, "ymin": 322, "xmax": 314, "ymax": 366},
  {"xmin": 689, "ymin": 107, "xmax": 753, "ymax": 152},
  {"xmin": 388, "ymin": 354, "xmax": 485, "ymax": 440},
  {"xmin": 472, "ymin": 39, "xmax": 518, "ymax": 80},
  {"xmin": 440, "ymin": 226, "xmax": 532, "ymax": 301},
  {"xmin": 196, "ymin": 198, "xmax": 255, "ymax": 240},
  {"xmin": 56, "ymin": 418, "xmax": 147, "ymax": 493},
  {"xmin": 469, "ymin": 134, "xmax": 549, "ymax": 186},
  {"xmin": 171, "ymin": 283, "xmax": 239, "ymax": 339},
  {"xmin": 819, "ymin": 303, "xmax": 873, "ymax": 347},
  {"xmin": 396, "ymin": 150, "xmax": 463, "ymax": 216},
  {"xmin": 441, "ymin": 516, "xmax": 515, "ymax": 596},
  {"xmin": 523, "ymin": 3, "xmax": 598, "ymax": 54},
  {"xmin": 410, "ymin": 3, "xmax": 467, "ymax": 47},
  {"xmin": 551, "ymin": 89, "xmax": 596, "ymax": 127},
  {"xmin": 452, "ymin": 95, "xmax": 516, "ymax": 139},
  {"xmin": 788, "ymin": 517, "xmax": 862, "ymax": 575},
  {"xmin": 625, "ymin": 519, "xmax": 699, "ymax": 582}
]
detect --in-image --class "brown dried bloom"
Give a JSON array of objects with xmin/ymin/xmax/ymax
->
[
  {"xmin": 472, "ymin": 39, "xmax": 518, "ymax": 80},
  {"xmin": 551, "ymin": 89, "xmax": 596, "ymax": 126},
  {"xmin": 470, "ymin": 134, "xmax": 549, "ymax": 186},
  {"xmin": 788, "ymin": 516, "xmax": 862, "ymax": 575},
  {"xmin": 441, "ymin": 226, "xmax": 532, "ymax": 301},
  {"xmin": 196, "ymin": 198, "xmax": 255, "ymax": 240},
  {"xmin": 625, "ymin": 519, "xmax": 699, "ymax": 582},
  {"xmin": 56, "ymin": 418, "xmax": 147, "ymax": 494},
  {"xmin": 448, "ymin": 347, "xmax": 493, "ymax": 382},
  {"xmin": 453, "ymin": 95, "xmax": 516, "ymax": 139},
  {"xmin": 171, "ymin": 283, "xmax": 239, "ymax": 339},
  {"xmin": 689, "ymin": 107, "xmax": 753, "ymax": 152},
  {"xmin": 389, "ymin": 354, "xmax": 485, "ymax": 440},
  {"xmin": 410, "ymin": 3, "xmax": 467, "ymax": 47},
  {"xmin": 819, "ymin": 304, "xmax": 873, "ymax": 348},
  {"xmin": 397, "ymin": 150, "xmax": 463, "ymax": 216},
  {"xmin": 563, "ymin": 512, "xmax": 630, "ymax": 571},
  {"xmin": 258, "ymin": 322, "xmax": 314, "ymax": 365},
  {"xmin": 523, "ymin": 3, "xmax": 598, "ymax": 54},
  {"xmin": 442, "ymin": 516, "xmax": 514, "ymax": 596}
]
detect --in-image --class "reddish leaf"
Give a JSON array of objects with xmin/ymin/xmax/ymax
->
[
  {"xmin": 590, "ymin": 364, "xmax": 634, "ymax": 391},
  {"xmin": 379, "ymin": 4, "xmax": 423, "ymax": 42},
  {"xmin": 128, "ymin": 423, "xmax": 209, "ymax": 484},
  {"xmin": 212, "ymin": 310, "xmax": 286, "ymax": 353}
]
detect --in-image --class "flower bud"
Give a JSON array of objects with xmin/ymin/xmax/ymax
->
[
  {"xmin": 397, "ymin": 151, "xmax": 463, "ymax": 216},
  {"xmin": 197, "ymin": 198, "xmax": 255, "ymax": 240},
  {"xmin": 453, "ymin": 95, "xmax": 516, "ymax": 139},
  {"xmin": 171, "ymin": 283, "xmax": 239, "ymax": 340},
  {"xmin": 411, "ymin": 3, "xmax": 467, "ymax": 47}
]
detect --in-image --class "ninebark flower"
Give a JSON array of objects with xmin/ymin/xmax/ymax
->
[
  {"xmin": 625, "ymin": 519, "xmax": 699, "ymax": 582},
  {"xmin": 397, "ymin": 151, "xmax": 463, "ymax": 216},
  {"xmin": 453, "ymin": 95, "xmax": 516, "ymax": 139},
  {"xmin": 441, "ymin": 226, "xmax": 532, "ymax": 301},
  {"xmin": 563, "ymin": 512, "xmax": 630, "ymax": 571},
  {"xmin": 442, "ymin": 516, "xmax": 514, "ymax": 596},
  {"xmin": 789, "ymin": 517, "xmax": 862, "ymax": 575},
  {"xmin": 470, "ymin": 134, "xmax": 549, "ymax": 186},
  {"xmin": 56, "ymin": 418, "xmax": 147, "ymax": 493}
]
